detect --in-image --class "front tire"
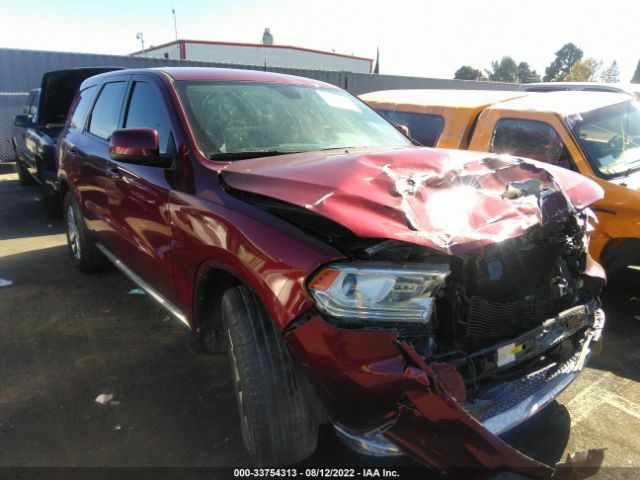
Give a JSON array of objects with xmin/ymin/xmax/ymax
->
[
  {"xmin": 43, "ymin": 184, "xmax": 62, "ymax": 218},
  {"xmin": 221, "ymin": 285, "xmax": 318, "ymax": 466},
  {"xmin": 63, "ymin": 192, "xmax": 105, "ymax": 273},
  {"xmin": 15, "ymin": 156, "xmax": 35, "ymax": 186}
]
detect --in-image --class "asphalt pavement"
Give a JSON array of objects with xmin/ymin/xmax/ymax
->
[{"xmin": 1, "ymin": 162, "xmax": 640, "ymax": 479}]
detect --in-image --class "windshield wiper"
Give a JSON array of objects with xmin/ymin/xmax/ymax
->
[
  {"xmin": 318, "ymin": 146, "xmax": 360, "ymax": 151},
  {"xmin": 209, "ymin": 150, "xmax": 299, "ymax": 161}
]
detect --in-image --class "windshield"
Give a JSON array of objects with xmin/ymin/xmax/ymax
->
[
  {"xmin": 175, "ymin": 81, "xmax": 412, "ymax": 159},
  {"xmin": 571, "ymin": 100, "xmax": 640, "ymax": 179}
]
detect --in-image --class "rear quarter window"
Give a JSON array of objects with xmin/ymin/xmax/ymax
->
[{"xmin": 377, "ymin": 109, "xmax": 444, "ymax": 147}]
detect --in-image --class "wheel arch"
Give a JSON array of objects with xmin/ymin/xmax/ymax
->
[
  {"xmin": 58, "ymin": 176, "xmax": 72, "ymax": 202},
  {"xmin": 193, "ymin": 264, "xmax": 243, "ymax": 352},
  {"xmin": 600, "ymin": 237, "xmax": 640, "ymax": 273}
]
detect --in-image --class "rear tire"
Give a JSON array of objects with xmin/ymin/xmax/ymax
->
[
  {"xmin": 221, "ymin": 285, "xmax": 318, "ymax": 466},
  {"xmin": 63, "ymin": 192, "xmax": 105, "ymax": 273}
]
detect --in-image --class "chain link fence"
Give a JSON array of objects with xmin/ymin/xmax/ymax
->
[{"xmin": 0, "ymin": 92, "xmax": 27, "ymax": 162}]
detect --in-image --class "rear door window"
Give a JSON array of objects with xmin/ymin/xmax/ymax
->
[
  {"xmin": 377, "ymin": 109, "xmax": 444, "ymax": 147},
  {"xmin": 88, "ymin": 82, "xmax": 127, "ymax": 140},
  {"xmin": 124, "ymin": 81, "xmax": 172, "ymax": 153},
  {"xmin": 69, "ymin": 86, "xmax": 97, "ymax": 130},
  {"xmin": 490, "ymin": 118, "xmax": 574, "ymax": 169}
]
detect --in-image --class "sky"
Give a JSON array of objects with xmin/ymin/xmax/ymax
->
[{"xmin": 1, "ymin": 0, "xmax": 639, "ymax": 82}]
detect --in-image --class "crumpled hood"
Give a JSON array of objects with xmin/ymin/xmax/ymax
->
[{"xmin": 222, "ymin": 147, "xmax": 604, "ymax": 255}]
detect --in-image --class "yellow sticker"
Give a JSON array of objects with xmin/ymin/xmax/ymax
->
[
  {"xmin": 496, "ymin": 342, "xmax": 523, "ymax": 367},
  {"xmin": 510, "ymin": 344, "xmax": 524, "ymax": 355}
]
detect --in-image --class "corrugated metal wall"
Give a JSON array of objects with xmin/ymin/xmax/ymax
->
[{"xmin": 0, "ymin": 47, "xmax": 517, "ymax": 161}]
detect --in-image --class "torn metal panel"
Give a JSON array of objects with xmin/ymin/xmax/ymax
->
[
  {"xmin": 385, "ymin": 342, "xmax": 554, "ymax": 478},
  {"xmin": 222, "ymin": 147, "xmax": 603, "ymax": 255}
]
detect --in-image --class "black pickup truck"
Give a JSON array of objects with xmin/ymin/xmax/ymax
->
[{"xmin": 12, "ymin": 68, "xmax": 118, "ymax": 216}]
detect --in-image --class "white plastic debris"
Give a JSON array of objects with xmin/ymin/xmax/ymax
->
[
  {"xmin": 95, "ymin": 393, "xmax": 114, "ymax": 405},
  {"xmin": 0, "ymin": 279, "xmax": 12, "ymax": 288}
]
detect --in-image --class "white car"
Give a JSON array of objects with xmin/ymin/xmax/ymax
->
[{"xmin": 518, "ymin": 81, "xmax": 640, "ymax": 99}]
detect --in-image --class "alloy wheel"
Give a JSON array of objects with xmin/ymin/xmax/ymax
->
[{"xmin": 66, "ymin": 205, "xmax": 81, "ymax": 261}]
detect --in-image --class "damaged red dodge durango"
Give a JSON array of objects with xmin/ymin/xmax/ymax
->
[{"xmin": 58, "ymin": 68, "xmax": 606, "ymax": 476}]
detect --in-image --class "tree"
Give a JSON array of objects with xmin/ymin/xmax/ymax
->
[
  {"xmin": 544, "ymin": 42, "xmax": 583, "ymax": 81},
  {"xmin": 600, "ymin": 60, "xmax": 620, "ymax": 83},
  {"xmin": 517, "ymin": 62, "xmax": 541, "ymax": 83},
  {"xmin": 485, "ymin": 56, "xmax": 518, "ymax": 82},
  {"xmin": 565, "ymin": 58, "xmax": 602, "ymax": 81},
  {"xmin": 632, "ymin": 59, "xmax": 640, "ymax": 83},
  {"xmin": 454, "ymin": 65, "xmax": 485, "ymax": 81}
]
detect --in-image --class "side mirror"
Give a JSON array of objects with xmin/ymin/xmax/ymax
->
[
  {"xmin": 15, "ymin": 114, "xmax": 32, "ymax": 128},
  {"xmin": 108, "ymin": 128, "xmax": 171, "ymax": 167},
  {"xmin": 396, "ymin": 123, "xmax": 411, "ymax": 139}
]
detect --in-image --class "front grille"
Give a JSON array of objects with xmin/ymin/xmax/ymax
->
[
  {"xmin": 469, "ymin": 240, "xmax": 563, "ymax": 302},
  {"xmin": 464, "ymin": 295, "xmax": 558, "ymax": 348}
]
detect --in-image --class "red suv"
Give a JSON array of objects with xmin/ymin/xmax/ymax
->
[{"xmin": 58, "ymin": 67, "xmax": 606, "ymax": 475}]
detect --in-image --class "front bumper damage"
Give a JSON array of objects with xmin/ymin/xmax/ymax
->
[{"xmin": 285, "ymin": 302, "xmax": 604, "ymax": 478}]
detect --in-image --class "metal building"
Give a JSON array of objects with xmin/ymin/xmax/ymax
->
[
  {"xmin": 131, "ymin": 39, "xmax": 374, "ymax": 73},
  {"xmin": 0, "ymin": 47, "xmax": 517, "ymax": 162}
]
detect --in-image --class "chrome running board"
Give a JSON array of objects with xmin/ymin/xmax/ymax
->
[{"xmin": 95, "ymin": 243, "xmax": 190, "ymax": 329}]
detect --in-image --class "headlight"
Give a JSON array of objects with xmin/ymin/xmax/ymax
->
[{"xmin": 308, "ymin": 262, "xmax": 450, "ymax": 323}]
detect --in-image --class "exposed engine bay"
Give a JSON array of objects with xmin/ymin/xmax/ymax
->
[{"xmin": 349, "ymin": 211, "xmax": 602, "ymax": 410}]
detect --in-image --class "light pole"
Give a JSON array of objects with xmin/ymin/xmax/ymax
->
[
  {"xmin": 136, "ymin": 32, "xmax": 145, "ymax": 56},
  {"xmin": 172, "ymin": 8, "xmax": 178, "ymax": 41}
]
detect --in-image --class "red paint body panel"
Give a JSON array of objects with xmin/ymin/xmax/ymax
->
[
  {"xmin": 223, "ymin": 147, "xmax": 604, "ymax": 255},
  {"xmin": 162, "ymin": 67, "xmax": 335, "ymax": 87},
  {"xmin": 385, "ymin": 342, "xmax": 553, "ymax": 478},
  {"xmin": 168, "ymin": 178, "xmax": 343, "ymax": 329},
  {"xmin": 285, "ymin": 316, "xmax": 405, "ymax": 430},
  {"xmin": 108, "ymin": 128, "xmax": 160, "ymax": 159}
]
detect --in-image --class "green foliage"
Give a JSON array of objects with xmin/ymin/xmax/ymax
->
[
  {"xmin": 485, "ymin": 56, "xmax": 518, "ymax": 83},
  {"xmin": 600, "ymin": 60, "xmax": 620, "ymax": 83},
  {"xmin": 454, "ymin": 65, "xmax": 485, "ymax": 81},
  {"xmin": 565, "ymin": 58, "xmax": 602, "ymax": 82},
  {"xmin": 517, "ymin": 62, "xmax": 541, "ymax": 83},
  {"xmin": 544, "ymin": 42, "xmax": 584, "ymax": 82}
]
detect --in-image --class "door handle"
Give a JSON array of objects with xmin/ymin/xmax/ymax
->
[{"xmin": 106, "ymin": 163, "xmax": 122, "ymax": 179}]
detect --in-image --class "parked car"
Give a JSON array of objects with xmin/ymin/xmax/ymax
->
[
  {"xmin": 518, "ymin": 81, "xmax": 640, "ymax": 100},
  {"xmin": 59, "ymin": 68, "xmax": 605, "ymax": 475},
  {"xmin": 362, "ymin": 88, "xmax": 640, "ymax": 272},
  {"xmin": 12, "ymin": 68, "xmax": 118, "ymax": 216}
]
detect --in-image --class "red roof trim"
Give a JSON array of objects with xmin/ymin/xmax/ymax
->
[{"xmin": 131, "ymin": 39, "xmax": 373, "ymax": 65}]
